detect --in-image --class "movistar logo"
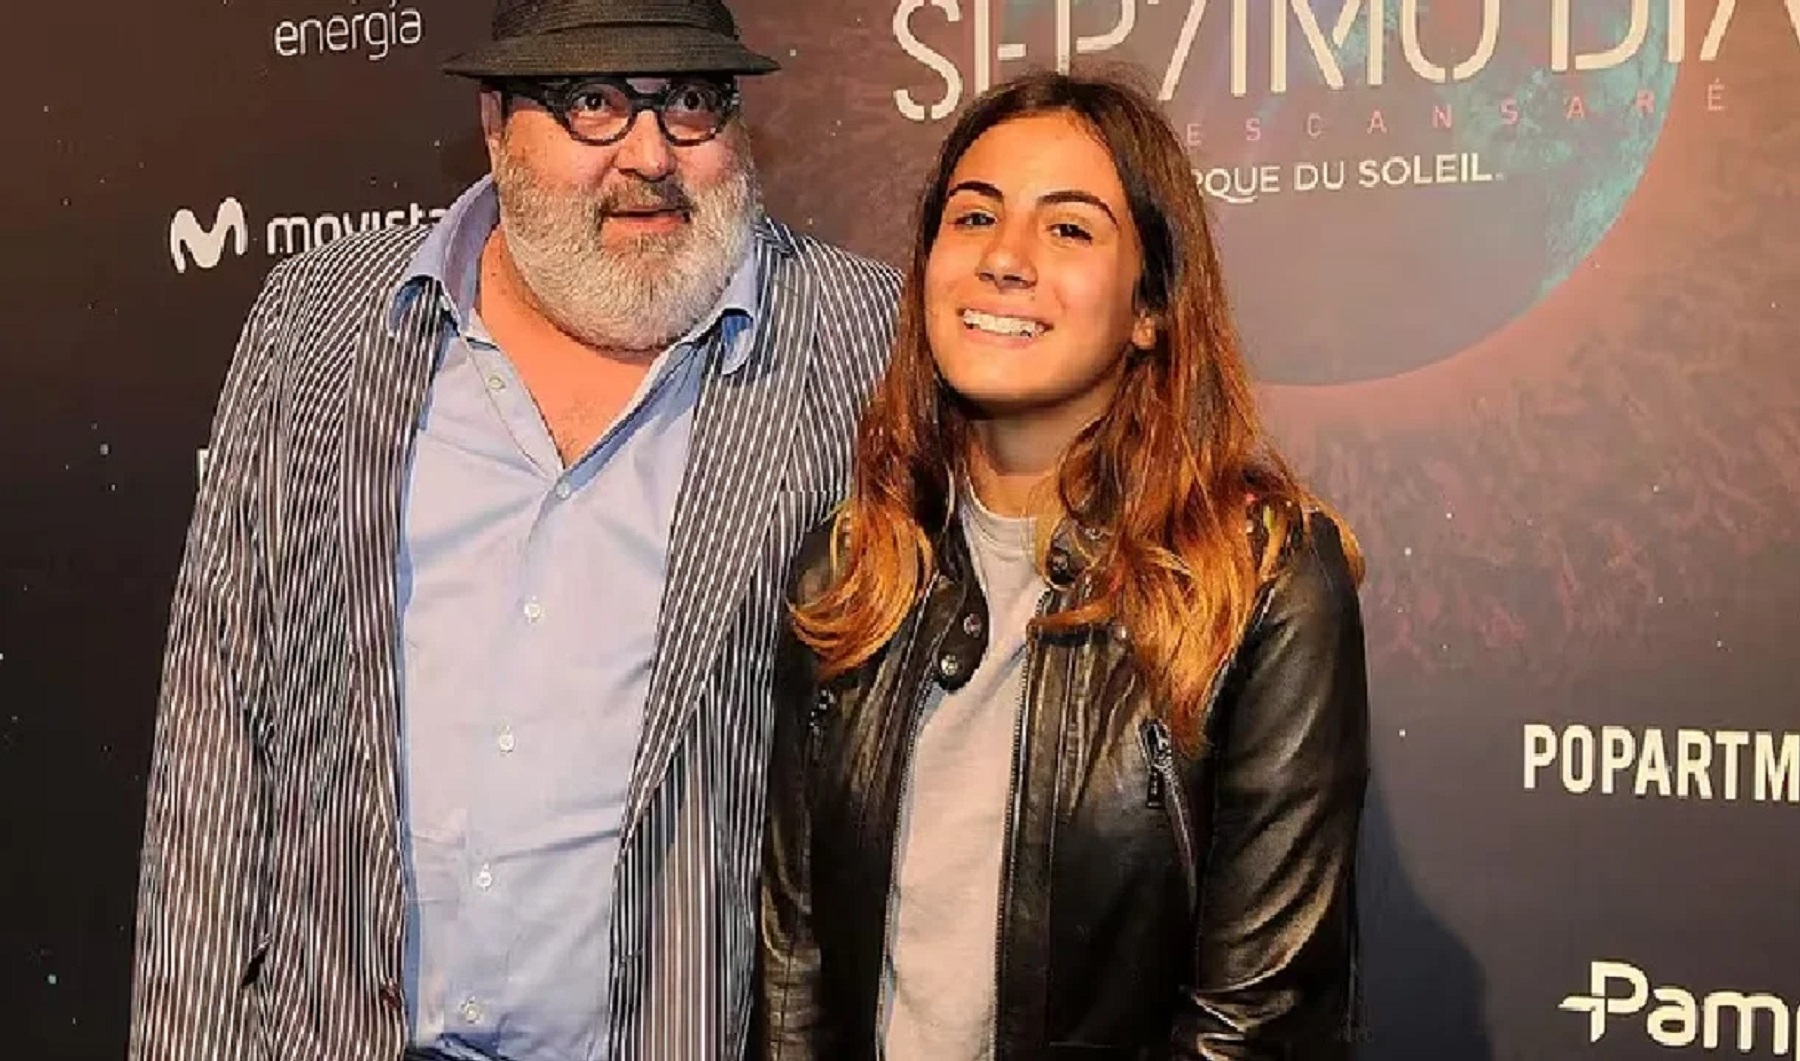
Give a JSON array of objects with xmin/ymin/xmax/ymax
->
[{"xmin": 169, "ymin": 198, "xmax": 249, "ymax": 274}]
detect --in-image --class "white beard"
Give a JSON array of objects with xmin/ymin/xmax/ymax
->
[{"xmin": 492, "ymin": 135, "xmax": 759, "ymax": 352}]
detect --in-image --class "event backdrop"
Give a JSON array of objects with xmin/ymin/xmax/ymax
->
[{"xmin": 4, "ymin": 1, "xmax": 1797, "ymax": 1057}]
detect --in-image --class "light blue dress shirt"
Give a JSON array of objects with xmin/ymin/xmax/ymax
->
[{"xmin": 391, "ymin": 176, "xmax": 759, "ymax": 1061}]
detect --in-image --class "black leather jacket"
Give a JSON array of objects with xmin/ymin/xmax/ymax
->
[{"xmin": 757, "ymin": 507, "xmax": 1370, "ymax": 1060}]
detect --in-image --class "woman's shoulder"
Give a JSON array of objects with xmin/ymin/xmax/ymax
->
[
  {"xmin": 1250, "ymin": 498, "xmax": 1363, "ymax": 632},
  {"xmin": 1217, "ymin": 499, "xmax": 1369, "ymax": 753}
]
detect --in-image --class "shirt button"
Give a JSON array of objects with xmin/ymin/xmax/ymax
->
[
  {"xmin": 486, "ymin": 376, "xmax": 505, "ymax": 392},
  {"xmin": 460, "ymin": 998, "xmax": 483, "ymax": 1024},
  {"xmin": 962, "ymin": 612, "xmax": 984, "ymax": 637},
  {"xmin": 523, "ymin": 599, "xmax": 544, "ymax": 622},
  {"xmin": 553, "ymin": 481, "xmax": 572, "ymax": 500},
  {"xmin": 497, "ymin": 727, "xmax": 516, "ymax": 754},
  {"xmin": 938, "ymin": 654, "xmax": 962, "ymax": 680},
  {"xmin": 475, "ymin": 865, "xmax": 494, "ymax": 890}
]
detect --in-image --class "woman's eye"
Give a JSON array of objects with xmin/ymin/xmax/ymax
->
[
  {"xmin": 1051, "ymin": 222, "xmax": 1092, "ymax": 242},
  {"xmin": 950, "ymin": 210, "xmax": 995, "ymax": 228}
]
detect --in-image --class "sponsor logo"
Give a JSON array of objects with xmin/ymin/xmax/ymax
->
[
  {"xmin": 274, "ymin": 1, "xmax": 424, "ymax": 62},
  {"xmin": 168, "ymin": 198, "xmax": 449, "ymax": 274},
  {"xmin": 1524, "ymin": 723, "xmax": 1800, "ymax": 802},
  {"xmin": 169, "ymin": 198, "xmax": 249, "ymax": 273},
  {"xmin": 1561, "ymin": 959, "xmax": 1800, "ymax": 1054},
  {"xmin": 263, "ymin": 202, "xmax": 450, "ymax": 256}
]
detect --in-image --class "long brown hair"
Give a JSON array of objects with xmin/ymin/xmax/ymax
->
[{"xmin": 793, "ymin": 70, "xmax": 1362, "ymax": 747}]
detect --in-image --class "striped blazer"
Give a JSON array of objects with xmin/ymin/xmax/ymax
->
[{"xmin": 128, "ymin": 216, "xmax": 901, "ymax": 1061}]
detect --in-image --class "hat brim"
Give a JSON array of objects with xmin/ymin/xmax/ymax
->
[{"xmin": 442, "ymin": 24, "xmax": 781, "ymax": 79}]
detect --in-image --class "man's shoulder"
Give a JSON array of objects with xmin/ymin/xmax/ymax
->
[
  {"xmin": 758, "ymin": 216, "xmax": 902, "ymax": 303},
  {"xmin": 258, "ymin": 224, "xmax": 435, "ymax": 313}
]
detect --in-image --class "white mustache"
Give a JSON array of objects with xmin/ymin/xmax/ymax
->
[{"xmin": 600, "ymin": 183, "xmax": 693, "ymax": 216}]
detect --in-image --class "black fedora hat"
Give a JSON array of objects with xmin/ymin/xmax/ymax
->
[{"xmin": 443, "ymin": 0, "xmax": 780, "ymax": 79}]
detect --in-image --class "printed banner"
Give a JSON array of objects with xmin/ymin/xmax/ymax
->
[{"xmin": 3, "ymin": 2, "xmax": 1796, "ymax": 1056}]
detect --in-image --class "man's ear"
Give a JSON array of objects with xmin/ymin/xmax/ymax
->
[{"xmin": 479, "ymin": 89, "xmax": 507, "ymax": 160}]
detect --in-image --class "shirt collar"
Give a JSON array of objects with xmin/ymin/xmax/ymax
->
[
  {"xmin": 389, "ymin": 175, "xmax": 763, "ymax": 373},
  {"xmin": 702, "ymin": 240, "xmax": 761, "ymax": 375},
  {"xmin": 391, "ymin": 175, "xmax": 495, "ymax": 334}
]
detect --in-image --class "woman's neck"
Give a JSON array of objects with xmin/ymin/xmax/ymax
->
[
  {"xmin": 964, "ymin": 415, "xmax": 1068, "ymax": 518},
  {"xmin": 960, "ymin": 366, "xmax": 1124, "ymax": 517}
]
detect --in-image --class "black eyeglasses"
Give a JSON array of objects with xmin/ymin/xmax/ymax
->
[{"xmin": 498, "ymin": 76, "xmax": 741, "ymax": 147}]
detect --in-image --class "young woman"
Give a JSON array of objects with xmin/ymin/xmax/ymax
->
[{"xmin": 758, "ymin": 71, "xmax": 1370, "ymax": 1060}]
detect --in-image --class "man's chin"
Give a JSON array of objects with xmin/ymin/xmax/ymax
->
[{"xmin": 599, "ymin": 237, "xmax": 694, "ymax": 267}]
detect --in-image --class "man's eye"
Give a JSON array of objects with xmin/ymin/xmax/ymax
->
[
  {"xmin": 572, "ymin": 92, "xmax": 618, "ymax": 113},
  {"xmin": 668, "ymin": 86, "xmax": 720, "ymax": 114}
]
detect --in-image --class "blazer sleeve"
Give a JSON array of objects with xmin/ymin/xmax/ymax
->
[
  {"xmin": 1172, "ymin": 512, "xmax": 1372, "ymax": 1060},
  {"xmin": 756, "ymin": 526, "xmax": 840, "ymax": 1060},
  {"xmin": 128, "ymin": 264, "xmax": 285, "ymax": 1061}
]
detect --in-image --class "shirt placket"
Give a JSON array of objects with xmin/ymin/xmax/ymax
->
[{"xmin": 453, "ymin": 335, "xmax": 562, "ymax": 1043}]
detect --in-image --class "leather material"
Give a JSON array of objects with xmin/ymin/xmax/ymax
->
[{"xmin": 758, "ymin": 506, "xmax": 1371, "ymax": 1060}]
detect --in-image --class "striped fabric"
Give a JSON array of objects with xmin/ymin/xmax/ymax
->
[{"xmin": 129, "ymin": 216, "xmax": 901, "ymax": 1061}]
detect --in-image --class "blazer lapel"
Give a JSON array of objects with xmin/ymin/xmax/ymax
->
[
  {"xmin": 340, "ymin": 277, "xmax": 441, "ymax": 952},
  {"xmin": 623, "ymin": 234, "xmax": 817, "ymax": 839}
]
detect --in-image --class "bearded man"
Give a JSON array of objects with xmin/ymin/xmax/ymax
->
[{"xmin": 125, "ymin": 3, "xmax": 899, "ymax": 1059}]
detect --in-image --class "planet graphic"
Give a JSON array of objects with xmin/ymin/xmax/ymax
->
[{"xmin": 996, "ymin": 0, "xmax": 1677, "ymax": 385}]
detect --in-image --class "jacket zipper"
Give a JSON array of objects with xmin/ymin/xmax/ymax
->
[
  {"xmin": 1143, "ymin": 578, "xmax": 1279, "ymax": 921},
  {"xmin": 1141, "ymin": 717, "xmax": 1199, "ymax": 916},
  {"xmin": 991, "ymin": 589, "xmax": 1052, "ymax": 1054}
]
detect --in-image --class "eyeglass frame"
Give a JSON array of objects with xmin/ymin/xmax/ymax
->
[{"xmin": 489, "ymin": 75, "xmax": 743, "ymax": 147}]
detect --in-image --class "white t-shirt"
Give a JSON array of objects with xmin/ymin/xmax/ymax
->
[{"xmin": 880, "ymin": 490, "xmax": 1049, "ymax": 1060}]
